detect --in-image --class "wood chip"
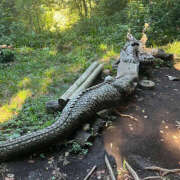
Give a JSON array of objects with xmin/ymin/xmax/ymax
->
[{"xmin": 83, "ymin": 165, "xmax": 96, "ymax": 180}]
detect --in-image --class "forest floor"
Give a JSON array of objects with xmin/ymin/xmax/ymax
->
[{"xmin": 0, "ymin": 66, "xmax": 180, "ymax": 180}]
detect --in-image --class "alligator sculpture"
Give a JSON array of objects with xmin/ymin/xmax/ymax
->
[{"xmin": 0, "ymin": 34, "xmax": 154, "ymax": 161}]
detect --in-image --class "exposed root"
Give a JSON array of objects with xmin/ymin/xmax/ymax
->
[
  {"xmin": 143, "ymin": 176, "xmax": 162, "ymax": 180},
  {"xmin": 145, "ymin": 166, "xmax": 180, "ymax": 176},
  {"xmin": 83, "ymin": 165, "xmax": 96, "ymax": 180},
  {"xmin": 124, "ymin": 160, "xmax": 140, "ymax": 180},
  {"xmin": 114, "ymin": 110, "xmax": 139, "ymax": 122}
]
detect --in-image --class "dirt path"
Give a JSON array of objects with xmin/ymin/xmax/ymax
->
[{"xmin": 1, "ymin": 67, "xmax": 180, "ymax": 180}]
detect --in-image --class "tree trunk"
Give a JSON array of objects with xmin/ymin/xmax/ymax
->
[
  {"xmin": 46, "ymin": 61, "xmax": 102, "ymax": 112},
  {"xmin": 70, "ymin": 64, "xmax": 103, "ymax": 99},
  {"xmin": 59, "ymin": 61, "xmax": 99, "ymax": 103},
  {"xmin": 82, "ymin": 0, "xmax": 88, "ymax": 17}
]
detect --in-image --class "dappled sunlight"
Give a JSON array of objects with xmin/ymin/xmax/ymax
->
[
  {"xmin": 163, "ymin": 41, "xmax": 180, "ymax": 55},
  {"xmin": 40, "ymin": 77, "xmax": 53, "ymax": 94},
  {"xmin": 100, "ymin": 48, "xmax": 118, "ymax": 62},
  {"xmin": 17, "ymin": 47, "xmax": 34, "ymax": 54},
  {"xmin": 162, "ymin": 41, "xmax": 180, "ymax": 71},
  {"xmin": 49, "ymin": 50, "xmax": 57, "ymax": 56},
  {"xmin": 160, "ymin": 41, "xmax": 180, "ymax": 71},
  {"xmin": 174, "ymin": 62, "xmax": 180, "ymax": 71},
  {"xmin": 174, "ymin": 56, "xmax": 180, "ymax": 71},
  {"xmin": 44, "ymin": 68, "xmax": 56, "ymax": 78},
  {"xmin": 0, "ymin": 90, "xmax": 32, "ymax": 123},
  {"xmin": 103, "ymin": 116, "xmax": 144, "ymax": 178},
  {"xmin": 18, "ymin": 77, "xmax": 31, "ymax": 88},
  {"xmin": 99, "ymin": 43, "xmax": 108, "ymax": 51},
  {"xmin": 51, "ymin": 10, "xmax": 79, "ymax": 31},
  {"xmin": 54, "ymin": 11, "xmax": 67, "ymax": 28},
  {"xmin": 40, "ymin": 68, "xmax": 56, "ymax": 94},
  {"xmin": 66, "ymin": 64, "xmax": 82, "ymax": 73},
  {"xmin": 160, "ymin": 122, "xmax": 180, "ymax": 159},
  {"xmin": 104, "ymin": 125, "xmax": 124, "ymax": 171}
]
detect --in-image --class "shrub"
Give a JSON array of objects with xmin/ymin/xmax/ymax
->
[{"xmin": 0, "ymin": 49, "xmax": 15, "ymax": 63}]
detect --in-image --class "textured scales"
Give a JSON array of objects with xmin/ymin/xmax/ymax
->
[
  {"xmin": 0, "ymin": 33, "xmax": 152, "ymax": 161},
  {"xmin": 0, "ymin": 74, "xmax": 137, "ymax": 160}
]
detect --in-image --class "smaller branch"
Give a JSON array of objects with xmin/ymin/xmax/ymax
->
[
  {"xmin": 60, "ymin": 61, "xmax": 99, "ymax": 102},
  {"xmin": 145, "ymin": 166, "xmax": 180, "ymax": 176},
  {"xmin": 114, "ymin": 110, "xmax": 139, "ymax": 122},
  {"xmin": 83, "ymin": 165, "xmax": 96, "ymax": 180},
  {"xmin": 105, "ymin": 155, "xmax": 116, "ymax": 180},
  {"xmin": 143, "ymin": 176, "xmax": 162, "ymax": 180},
  {"xmin": 125, "ymin": 160, "xmax": 140, "ymax": 180},
  {"xmin": 70, "ymin": 64, "xmax": 103, "ymax": 99}
]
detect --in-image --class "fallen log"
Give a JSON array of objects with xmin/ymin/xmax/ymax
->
[
  {"xmin": 0, "ymin": 74, "xmax": 138, "ymax": 161},
  {"xmin": 46, "ymin": 61, "xmax": 101, "ymax": 112},
  {"xmin": 140, "ymin": 33, "xmax": 173, "ymax": 61},
  {"xmin": 125, "ymin": 160, "xmax": 140, "ymax": 180},
  {"xmin": 59, "ymin": 61, "xmax": 99, "ymax": 103},
  {"xmin": 70, "ymin": 64, "xmax": 103, "ymax": 99}
]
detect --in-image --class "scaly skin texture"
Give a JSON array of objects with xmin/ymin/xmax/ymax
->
[
  {"xmin": 0, "ymin": 33, "xmax": 152, "ymax": 161},
  {"xmin": 0, "ymin": 74, "xmax": 137, "ymax": 160}
]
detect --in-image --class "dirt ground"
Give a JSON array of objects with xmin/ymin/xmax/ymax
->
[{"xmin": 1, "ymin": 67, "xmax": 180, "ymax": 180}]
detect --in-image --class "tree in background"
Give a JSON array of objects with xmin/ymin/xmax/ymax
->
[{"xmin": 0, "ymin": 0, "xmax": 180, "ymax": 47}]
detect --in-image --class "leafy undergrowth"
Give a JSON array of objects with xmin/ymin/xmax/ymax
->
[
  {"xmin": 0, "ymin": 46, "xmax": 90, "ymax": 141},
  {"xmin": 0, "ymin": 30, "xmax": 121, "ymax": 141}
]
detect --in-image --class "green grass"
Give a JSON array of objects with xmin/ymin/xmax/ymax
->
[
  {"xmin": 0, "ymin": 46, "xmax": 91, "ymax": 140},
  {"xmin": 162, "ymin": 41, "xmax": 180, "ymax": 56}
]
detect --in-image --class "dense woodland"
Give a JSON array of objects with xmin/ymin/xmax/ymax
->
[
  {"xmin": 0, "ymin": 0, "xmax": 180, "ymax": 143},
  {"xmin": 1, "ymin": 0, "xmax": 180, "ymax": 47}
]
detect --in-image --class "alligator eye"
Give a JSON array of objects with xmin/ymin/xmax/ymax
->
[{"xmin": 131, "ymin": 42, "xmax": 139, "ymax": 46}]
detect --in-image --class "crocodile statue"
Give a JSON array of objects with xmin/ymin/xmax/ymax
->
[{"xmin": 0, "ymin": 34, "xmax": 154, "ymax": 161}]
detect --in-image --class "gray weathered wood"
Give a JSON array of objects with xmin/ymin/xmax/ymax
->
[
  {"xmin": 117, "ymin": 61, "xmax": 139, "ymax": 78},
  {"xmin": 46, "ymin": 62, "xmax": 103, "ymax": 112},
  {"xmin": 60, "ymin": 61, "xmax": 99, "ymax": 102},
  {"xmin": 105, "ymin": 155, "xmax": 116, "ymax": 180},
  {"xmin": 70, "ymin": 64, "xmax": 104, "ymax": 99}
]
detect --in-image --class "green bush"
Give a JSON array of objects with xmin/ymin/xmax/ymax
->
[
  {"xmin": 95, "ymin": 0, "xmax": 128, "ymax": 16},
  {"xmin": 0, "ymin": 49, "xmax": 15, "ymax": 63},
  {"xmin": 123, "ymin": 0, "xmax": 180, "ymax": 45}
]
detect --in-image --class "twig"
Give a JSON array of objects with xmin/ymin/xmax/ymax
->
[
  {"xmin": 125, "ymin": 160, "xmax": 140, "ymax": 180},
  {"xmin": 105, "ymin": 155, "xmax": 116, "ymax": 180},
  {"xmin": 83, "ymin": 165, "xmax": 97, "ymax": 180},
  {"xmin": 176, "ymin": 121, "xmax": 180, "ymax": 129},
  {"xmin": 114, "ymin": 110, "xmax": 139, "ymax": 122},
  {"xmin": 143, "ymin": 176, "xmax": 162, "ymax": 180},
  {"xmin": 145, "ymin": 166, "xmax": 180, "ymax": 176}
]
